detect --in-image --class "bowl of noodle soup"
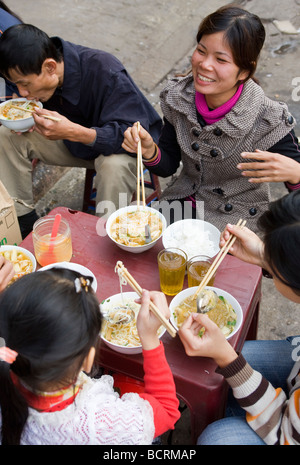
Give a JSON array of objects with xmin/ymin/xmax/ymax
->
[
  {"xmin": 100, "ymin": 292, "xmax": 166, "ymax": 354},
  {"xmin": 106, "ymin": 205, "xmax": 167, "ymax": 253},
  {"xmin": 0, "ymin": 98, "xmax": 43, "ymax": 132},
  {"xmin": 169, "ymin": 286, "xmax": 243, "ymax": 339},
  {"xmin": 0, "ymin": 245, "xmax": 36, "ymax": 285}
]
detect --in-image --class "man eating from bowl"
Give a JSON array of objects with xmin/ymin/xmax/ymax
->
[{"xmin": 0, "ymin": 24, "xmax": 162, "ymax": 238}]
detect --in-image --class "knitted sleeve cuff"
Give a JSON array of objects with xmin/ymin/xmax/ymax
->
[
  {"xmin": 285, "ymin": 181, "xmax": 300, "ymax": 191},
  {"xmin": 216, "ymin": 353, "xmax": 248, "ymax": 379}
]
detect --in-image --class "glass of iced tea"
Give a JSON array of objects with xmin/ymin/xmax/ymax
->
[
  {"xmin": 32, "ymin": 216, "xmax": 72, "ymax": 267},
  {"xmin": 157, "ymin": 248, "xmax": 187, "ymax": 296},
  {"xmin": 187, "ymin": 255, "xmax": 215, "ymax": 288}
]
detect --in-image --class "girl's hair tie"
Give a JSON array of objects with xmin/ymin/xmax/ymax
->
[
  {"xmin": 0, "ymin": 346, "xmax": 18, "ymax": 364},
  {"xmin": 74, "ymin": 277, "xmax": 91, "ymax": 294}
]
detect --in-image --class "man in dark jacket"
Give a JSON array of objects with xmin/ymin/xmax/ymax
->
[{"xmin": 0, "ymin": 24, "xmax": 162, "ymax": 237}]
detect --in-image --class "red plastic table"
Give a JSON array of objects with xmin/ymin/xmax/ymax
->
[{"xmin": 21, "ymin": 207, "xmax": 262, "ymax": 444}]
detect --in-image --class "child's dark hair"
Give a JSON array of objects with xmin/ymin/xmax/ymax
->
[
  {"xmin": 258, "ymin": 190, "xmax": 300, "ymax": 295},
  {"xmin": 0, "ymin": 268, "xmax": 102, "ymax": 445},
  {"xmin": 0, "ymin": 23, "xmax": 63, "ymax": 78},
  {"xmin": 196, "ymin": 4, "xmax": 265, "ymax": 84}
]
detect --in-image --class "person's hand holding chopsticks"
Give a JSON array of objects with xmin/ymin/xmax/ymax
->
[
  {"xmin": 136, "ymin": 290, "xmax": 170, "ymax": 350},
  {"xmin": 122, "ymin": 122, "xmax": 157, "ymax": 160},
  {"xmin": 220, "ymin": 223, "xmax": 265, "ymax": 268},
  {"xmin": 115, "ymin": 261, "xmax": 177, "ymax": 337},
  {"xmin": 33, "ymin": 107, "xmax": 96, "ymax": 145}
]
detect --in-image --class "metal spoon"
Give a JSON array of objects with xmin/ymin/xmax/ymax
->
[
  {"xmin": 102, "ymin": 305, "xmax": 135, "ymax": 325},
  {"xmin": 145, "ymin": 224, "xmax": 152, "ymax": 244},
  {"xmin": 197, "ymin": 290, "xmax": 219, "ymax": 314}
]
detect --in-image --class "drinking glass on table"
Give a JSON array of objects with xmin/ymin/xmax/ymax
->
[
  {"xmin": 157, "ymin": 248, "xmax": 187, "ymax": 296},
  {"xmin": 32, "ymin": 216, "xmax": 72, "ymax": 267},
  {"xmin": 187, "ymin": 255, "xmax": 216, "ymax": 288}
]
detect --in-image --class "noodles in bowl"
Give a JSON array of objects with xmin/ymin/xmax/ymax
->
[
  {"xmin": 170, "ymin": 286, "xmax": 243, "ymax": 339},
  {"xmin": 106, "ymin": 205, "xmax": 167, "ymax": 253},
  {"xmin": 0, "ymin": 100, "xmax": 39, "ymax": 120},
  {"xmin": 100, "ymin": 292, "xmax": 166, "ymax": 354},
  {"xmin": 0, "ymin": 245, "xmax": 36, "ymax": 285},
  {"xmin": 0, "ymin": 98, "xmax": 42, "ymax": 132}
]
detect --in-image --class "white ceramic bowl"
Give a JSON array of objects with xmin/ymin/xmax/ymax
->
[
  {"xmin": 106, "ymin": 205, "xmax": 167, "ymax": 254},
  {"xmin": 169, "ymin": 286, "xmax": 243, "ymax": 339},
  {"xmin": 0, "ymin": 245, "xmax": 37, "ymax": 283},
  {"xmin": 100, "ymin": 291, "xmax": 166, "ymax": 354},
  {"xmin": 38, "ymin": 261, "xmax": 97, "ymax": 292},
  {"xmin": 162, "ymin": 219, "xmax": 220, "ymax": 261},
  {"xmin": 0, "ymin": 98, "xmax": 43, "ymax": 132}
]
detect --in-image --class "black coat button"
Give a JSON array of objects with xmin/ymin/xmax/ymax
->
[
  {"xmin": 287, "ymin": 115, "xmax": 294, "ymax": 124},
  {"xmin": 249, "ymin": 207, "xmax": 257, "ymax": 216},
  {"xmin": 213, "ymin": 188, "xmax": 224, "ymax": 195},
  {"xmin": 224, "ymin": 203, "xmax": 233, "ymax": 212},
  {"xmin": 210, "ymin": 149, "xmax": 218, "ymax": 157},
  {"xmin": 213, "ymin": 128, "xmax": 223, "ymax": 136},
  {"xmin": 191, "ymin": 142, "xmax": 200, "ymax": 151},
  {"xmin": 195, "ymin": 164, "xmax": 200, "ymax": 171},
  {"xmin": 192, "ymin": 128, "xmax": 201, "ymax": 137}
]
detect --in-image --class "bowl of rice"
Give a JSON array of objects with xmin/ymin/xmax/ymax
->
[
  {"xmin": 0, "ymin": 98, "xmax": 43, "ymax": 132},
  {"xmin": 162, "ymin": 219, "xmax": 220, "ymax": 261}
]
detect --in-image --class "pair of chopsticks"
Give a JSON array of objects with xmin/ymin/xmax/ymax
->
[
  {"xmin": 192, "ymin": 219, "xmax": 247, "ymax": 300},
  {"xmin": 10, "ymin": 104, "xmax": 61, "ymax": 122},
  {"xmin": 115, "ymin": 261, "xmax": 177, "ymax": 338},
  {"xmin": 136, "ymin": 121, "xmax": 145, "ymax": 208}
]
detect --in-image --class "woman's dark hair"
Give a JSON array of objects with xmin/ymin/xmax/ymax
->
[
  {"xmin": 0, "ymin": 1, "xmax": 22, "ymax": 22},
  {"xmin": 0, "ymin": 23, "xmax": 63, "ymax": 78},
  {"xmin": 0, "ymin": 268, "xmax": 102, "ymax": 445},
  {"xmin": 196, "ymin": 4, "xmax": 266, "ymax": 83},
  {"xmin": 258, "ymin": 190, "xmax": 300, "ymax": 296}
]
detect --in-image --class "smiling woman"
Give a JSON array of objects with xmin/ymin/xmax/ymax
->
[
  {"xmin": 122, "ymin": 4, "xmax": 300, "ymax": 234},
  {"xmin": 191, "ymin": 32, "xmax": 249, "ymax": 109}
]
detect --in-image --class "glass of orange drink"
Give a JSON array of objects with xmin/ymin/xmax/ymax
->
[
  {"xmin": 32, "ymin": 216, "xmax": 72, "ymax": 267},
  {"xmin": 157, "ymin": 248, "xmax": 187, "ymax": 296},
  {"xmin": 187, "ymin": 255, "xmax": 216, "ymax": 288}
]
